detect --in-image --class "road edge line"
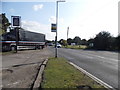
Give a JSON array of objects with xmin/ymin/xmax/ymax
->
[{"xmin": 69, "ymin": 62, "xmax": 116, "ymax": 90}]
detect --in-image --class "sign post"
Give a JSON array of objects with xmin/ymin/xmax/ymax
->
[
  {"xmin": 51, "ymin": 23, "xmax": 57, "ymax": 58},
  {"xmin": 51, "ymin": 24, "xmax": 56, "ymax": 32},
  {"xmin": 11, "ymin": 16, "xmax": 21, "ymax": 53}
]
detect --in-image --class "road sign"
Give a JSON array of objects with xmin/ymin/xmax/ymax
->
[
  {"xmin": 51, "ymin": 24, "xmax": 56, "ymax": 32},
  {"xmin": 12, "ymin": 16, "xmax": 21, "ymax": 27}
]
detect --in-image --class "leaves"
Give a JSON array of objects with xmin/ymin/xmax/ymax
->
[{"xmin": 0, "ymin": 13, "xmax": 11, "ymax": 34}]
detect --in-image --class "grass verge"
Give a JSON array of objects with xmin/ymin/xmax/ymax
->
[
  {"xmin": 63, "ymin": 45, "xmax": 87, "ymax": 49},
  {"xmin": 41, "ymin": 57, "xmax": 105, "ymax": 89}
]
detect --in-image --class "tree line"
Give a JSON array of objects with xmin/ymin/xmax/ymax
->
[
  {"xmin": 57, "ymin": 31, "xmax": 120, "ymax": 51},
  {"xmin": 1, "ymin": 13, "xmax": 120, "ymax": 51}
]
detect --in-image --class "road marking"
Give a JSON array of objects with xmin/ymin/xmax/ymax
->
[
  {"xmin": 79, "ymin": 52, "xmax": 118, "ymax": 62},
  {"xmin": 85, "ymin": 56, "xmax": 93, "ymax": 59},
  {"xmin": 0, "ymin": 85, "xmax": 3, "ymax": 88},
  {"xmin": 6, "ymin": 81, "xmax": 20, "ymax": 87},
  {"xmin": 69, "ymin": 62, "xmax": 116, "ymax": 90}
]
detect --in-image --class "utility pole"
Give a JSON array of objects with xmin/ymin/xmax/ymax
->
[
  {"xmin": 67, "ymin": 27, "xmax": 69, "ymax": 47},
  {"xmin": 67, "ymin": 27, "xmax": 69, "ymax": 42}
]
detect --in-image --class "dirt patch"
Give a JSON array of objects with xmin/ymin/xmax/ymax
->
[
  {"xmin": 2, "ymin": 63, "xmax": 40, "ymax": 88},
  {"xmin": 2, "ymin": 48, "xmax": 53, "ymax": 88}
]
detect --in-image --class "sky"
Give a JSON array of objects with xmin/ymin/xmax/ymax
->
[{"xmin": 1, "ymin": 0, "xmax": 120, "ymax": 40}]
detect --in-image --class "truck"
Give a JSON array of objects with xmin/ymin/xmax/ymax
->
[{"xmin": 0, "ymin": 28, "xmax": 46, "ymax": 52}]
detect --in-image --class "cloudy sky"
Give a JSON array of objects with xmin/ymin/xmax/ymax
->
[{"xmin": 1, "ymin": 0, "xmax": 119, "ymax": 40}]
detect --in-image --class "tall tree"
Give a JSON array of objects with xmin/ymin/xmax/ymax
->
[
  {"xmin": 116, "ymin": 35, "xmax": 120, "ymax": 51},
  {"xmin": 94, "ymin": 31, "xmax": 112, "ymax": 50},
  {"xmin": 67, "ymin": 38, "xmax": 73, "ymax": 45},
  {"xmin": 81, "ymin": 39, "xmax": 87, "ymax": 45},
  {"xmin": 73, "ymin": 36, "xmax": 81, "ymax": 45},
  {"xmin": 62, "ymin": 40, "xmax": 67, "ymax": 46}
]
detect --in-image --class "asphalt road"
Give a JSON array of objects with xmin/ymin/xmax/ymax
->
[{"xmin": 49, "ymin": 47, "xmax": 118, "ymax": 89}]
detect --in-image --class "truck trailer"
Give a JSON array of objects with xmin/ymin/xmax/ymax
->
[{"xmin": 0, "ymin": 28, "xmax": 46, "ymax": 51}]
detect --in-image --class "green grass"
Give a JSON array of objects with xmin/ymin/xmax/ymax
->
[
  {"xmin": 63, "ymin": 45, "xmax": 87, "ymax": 49},
  {"xmin": 41, "ymin": 57, "xmax": 105, "ymax": 89}
]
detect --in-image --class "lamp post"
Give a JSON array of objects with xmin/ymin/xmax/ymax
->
[{"xmin": 55, "ymin": 0, "xmax": 65, "ymax": 58}]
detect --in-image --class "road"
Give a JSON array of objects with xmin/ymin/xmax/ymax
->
[{"xmin": 49, "ymin": 47, "xmax": 118, "ymax": 89}]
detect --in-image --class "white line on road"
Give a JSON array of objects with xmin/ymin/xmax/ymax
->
[
  {"xmin": 69, "ymin": 62, "xmax": 116, "ymax": 90},
  {"xmin": 7, "ymin": 81, "xmax": 20, "ymax": 86},
  {"xmin": 83, "ymin": 53, "xmax": 118, "ymax": 62}
]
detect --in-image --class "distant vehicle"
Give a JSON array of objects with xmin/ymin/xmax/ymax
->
[
  {"xmin": 0, "ymin": 28, "xmax": 46, "ymax": 52},
  {"xmin": 47, "ymin": 43, "xmax": 53, "ymax": 46},
  {"xmin": 56, "ymin": 43, "xmax": 62, "ymax": 48}
]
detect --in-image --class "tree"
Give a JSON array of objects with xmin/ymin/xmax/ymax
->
[
  {"xmin": 73, "ymin": 36, "xmax": 81, "ymax": 45},
  {"xmin": 108, "ymin": 37, "xmax": 117, "ymax": 50},
  {"xmin": 67, "ymin": 38, "xmax": 73, "ymax": 45},
  {"xmin": 58, "ymin": 39, "xmax": 67, "ymax": 46},
  {"xmin": 116, "ymin": 35, "xmax": 120, "ymax": 51},
  {"xmin": 87, "ymin": 38, "xmax": 94, "ymax": 44},
  {"xmin": 93, "ymin": 31, "xmax": 112, "ymax": 50},
  {"xmin": 0, "ymin": 13, "xmax": 11, "ymax": 35},
  {"xmin": 58, "ymin": 39, "xmax": 64, "ymax": 45},
  {"xmin": 62, "ymin": 40, "xmax": 67, "ymax": 46},
  {"xmin": 81, "ymin": 39, "xmax": 87, "ymax": 45}
]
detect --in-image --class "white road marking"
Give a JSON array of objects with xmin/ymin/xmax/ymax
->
[
  {"xmin": 69, "ymin": 62, "xmax": 116, "ymax": 90},
  {"xmin": 7, "ymin": 81, "xmax": 20, "ymax": 86},
  {"xmin": 0, "ymin": 85, "xmax": 3, "ymax": 88},
  {"xmin": 79, "ymin": 52, "xmax": 118, "ymax": 62}
]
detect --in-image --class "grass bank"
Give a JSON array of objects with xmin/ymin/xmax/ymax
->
[
  {"xmin": 41, "ymin": 57, "xmax": 105, "ymax": 89},
  {"xmin": 63, "ymin": 45, "xmax": 87, "ymax": 49}
]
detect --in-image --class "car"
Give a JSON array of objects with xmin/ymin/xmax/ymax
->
[
  {"xmin": 54, "ymin": 43, "xmax": 62, "ymax": 48},
  {"xmin": 56, "ymin": 43, "xmax": 62, "ymax": 48}
]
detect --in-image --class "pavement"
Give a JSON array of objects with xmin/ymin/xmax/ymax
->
[
  {"xmin": 48, "ymin": 47, "xmax": 118, "ymax": 89},
  {"xmin": 1, "ymin": 48, "xmax": 53, "ymax": 89}
]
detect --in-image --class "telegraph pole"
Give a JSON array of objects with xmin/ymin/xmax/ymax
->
[
  {"xmin": 67, "ymin": 27, "xmax": 69, "ymax": 41},
  {"xmin": 67, "ymin": 27, "xmax": 69, "ymax": 47}
]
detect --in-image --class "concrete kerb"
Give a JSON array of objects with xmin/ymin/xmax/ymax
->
[{"xmin": 32, "ymin": 59, "xmax": 48, "ymax": 89}]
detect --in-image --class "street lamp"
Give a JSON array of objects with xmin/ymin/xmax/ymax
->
[{"xmin": 55, "ymin": 0, "xmax": 65, "ymax": 58}]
